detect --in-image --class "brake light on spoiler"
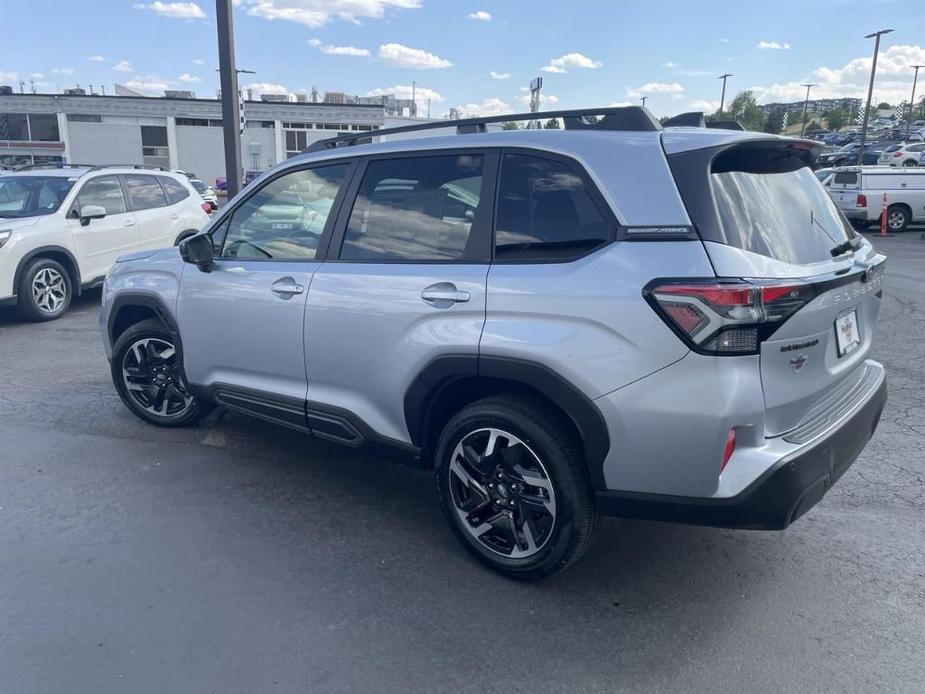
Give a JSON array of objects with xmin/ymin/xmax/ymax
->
[{"xmin": 643, "ymin": 279, "xmax": 817, "ymax": 355}]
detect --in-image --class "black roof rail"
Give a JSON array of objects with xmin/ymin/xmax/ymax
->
[
  {"xmin": 16, "ymin": 163, "xmax": 94, "ymax": 171},
  {"xmin": 304, "ymin": 106, "xmax": 662, "ymax": 153},
  {"xmin": 706, "ymin": 120, "xmax": 745, "ymax": 131},
  {"xmin": 662, "ymin": 111, "xmax": 707, "ymax": 128}
]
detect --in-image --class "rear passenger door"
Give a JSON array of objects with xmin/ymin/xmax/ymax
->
[
  {"xmin": 122, "ymin": 174, "xmax": 174, "ymax": 249},
  {"xmin": 305, "ymin": 151, "xmax": 496, "ymax": 444}
]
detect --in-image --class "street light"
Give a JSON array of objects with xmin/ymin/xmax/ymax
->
[
  {"xmin": 640, "ymin": 96, "xmax": 647, "ymax": 107},
  {"xmin": 906, "ymin": 64, "xmax": 924, "ymax": 140},
  {"xmin": 718, "ymin": 73, "xmax": 732, "ymax": 114},
  {"xmin": 857, "ymin": 28, "xmax": 893, "ymax": 167},
  {"xmin": 800, "ymin": 83, "xmax": 816, "ymax": 137}
]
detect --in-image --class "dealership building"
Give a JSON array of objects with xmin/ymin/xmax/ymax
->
[{"xmin": 0, "ymin": 92, "xmax": 389, "ymax": 185}]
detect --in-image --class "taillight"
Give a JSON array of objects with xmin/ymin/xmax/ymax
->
[
  {"xmin": 856, "ymin": 194, "xmax": 867, "ymax": 208},
  {"xmin": 721, "ymin": 429, "xmax": 736, "ymax": 472},
  {"xmin": 643, "ymin": 279, "xmax": 816, "ymax": 355},
  {"xmin": 201, "ymin": 202, "xmax": 212, "ymax": 214},
  {"xmin": 893, "ymin": 151, "xmax": 903, "ymax": 157}
]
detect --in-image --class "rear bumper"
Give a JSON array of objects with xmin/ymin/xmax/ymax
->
[{"xmin": 596, "ymin": 369, "xmax": 886, "ymax": 529}]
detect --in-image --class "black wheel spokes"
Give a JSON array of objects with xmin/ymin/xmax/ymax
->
[
  {"xmin": 449, "ymin": 428, "xmax": 557, "ymax": 559},
  {"xmin": 122, "ymin": 338, "xmax": 193, "ymax": 418}
]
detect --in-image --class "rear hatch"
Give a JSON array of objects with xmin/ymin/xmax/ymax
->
[
  {"xmin": 664, "ymin": 136, "xmax": 886, "ymax": 436},
  {"xmin": 826, "ymin": 169, "xmax": 863, "ymax": 216}
]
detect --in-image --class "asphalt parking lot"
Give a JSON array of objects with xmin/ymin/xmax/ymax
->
[{"xmin": 1, "ymin": 232, "xmax": 924, "ymax": 694}]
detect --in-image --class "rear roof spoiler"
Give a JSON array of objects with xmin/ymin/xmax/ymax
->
[{"xmin": 662, "ymin": 111, "xmax": 745, "ymax": 131}]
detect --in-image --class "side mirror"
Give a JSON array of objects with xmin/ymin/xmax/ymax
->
[
  {"xmin": 179, "ymin": 233, "xmax": 214, "ymax": 272},
  {"xmin": 79, "ymin": 204, "xmax": 107, "ymax": 226}
]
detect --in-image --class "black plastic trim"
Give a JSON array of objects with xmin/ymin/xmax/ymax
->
[
  {"xmin": 106, "ymin": 293, "xmax": 179, "ymax": 347},
  {"xmin": 208, "ymin": 384, "xmax": 310, "ymax": 433},
  {"xmin": 13, "ymin": 245, "xmax": 83, "ymax": 298},
  {"xmin": 306, "ymin": 401, "xmax": 420, "ymax": 461},
  {"xmin": 595, "ymin": 375, "xmax": 886, "ymax": 529},
  {"xmin": 404, "ymin": 354, "xmax": 611, "ymax": 490}
]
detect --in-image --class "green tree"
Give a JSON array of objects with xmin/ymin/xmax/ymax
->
[
  {"xmin": 823, "ymin": 109, "xmax": 848, "ymax": 131},
  {"xmin": 876, "ymin": 102, "xmax": 891, "ymax": 111},
  {"xmin": 543, "ymin": 118, "xmax": 561, "ymax": 129},
  {"xmin": 727, "ymin": 90, "xmax": 766, "ymax": 132},
  {"xmin": 501, "ymin": 121, "xmax": 521, "ymax": 130},
  {"xmin": 764, "ymin": 110, "xmax": 785, "ymax": 134}
]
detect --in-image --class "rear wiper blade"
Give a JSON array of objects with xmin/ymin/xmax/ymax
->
[{"xmin": 830, "ymin": 236, "xmax": 861, "ymax": 257}]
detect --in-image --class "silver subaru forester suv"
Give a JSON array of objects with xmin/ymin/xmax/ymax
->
[{"xmin": 100, "ymin": 107, "xmax": 887, "ymax": 579}]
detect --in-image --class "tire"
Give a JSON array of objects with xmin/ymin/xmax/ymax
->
[
  {"xmin": 886, "ymin": 205, "xmax": 910, "ymax": 233},
  {"xmin": 903, "ymin": 159, "xmax": 917, "ymax": 167},
  {"xmin": 434, "ymin": 394, "xmax": 600, "ymax": 580},
  {"xmin": 17, "ymin": 257, "xmax": 72, "ymax": 322},
  {"xmin": 110, "ymin": 318, "xmax": 213, "ymax": 427}
]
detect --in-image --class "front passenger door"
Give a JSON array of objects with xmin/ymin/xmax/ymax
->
[
  {"xmin": 66, "ymin": 174, "xmax": 138, "ymax": 282},
  {"xmin": 176, "ymin": 162, "xmax": 352, "ymax": 414}
]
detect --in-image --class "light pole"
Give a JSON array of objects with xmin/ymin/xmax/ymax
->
[
  {"xmin": 216, "ymin": 0, "xmax": 243, "ymax": 199},
  {"xmin": 857, "ymin": 28, "xmax": 893, "ymax": 166},
  {"xmin": 718, "ymin": 73, "xmax": 732, "ymax": 114},
  {"xmin": 906, "ymin": 65, "xmax": 923, "ymax": 140},
  {"xmin": 640, "ymin": 96, "xmax": 647, "ymax": 107},
  {"xmin": 800, "ymin": 83, "xmax": 816, "ymax": 137}
]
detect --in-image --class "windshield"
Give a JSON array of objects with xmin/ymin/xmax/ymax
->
[
  {"xmin": 0, "ymin": 175, "xmax": 76, "ymax": 217},
  {"xmin": 712, "ymin": 166, "xmax": 853, "ymax": 265}
]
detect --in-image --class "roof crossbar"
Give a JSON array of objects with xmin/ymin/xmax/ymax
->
[
  {"xmin": 662, "ymin": 111, "xmax": 746, "ymax": 131},
  {"xmin": 305, "ymin": 106, "xmax": 662, "ymax": 153}
]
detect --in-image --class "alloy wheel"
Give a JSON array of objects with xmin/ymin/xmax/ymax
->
[
  {"xmin": 31, "ymin": 268, "xmax": 67, "ymax": 314},
  {"xmin": 121, "ymin": 338, "xmax": 194, "ymax": 418},
  {"xmin": 448, "ymin": 428, "xmax": 557, "ymax": 559},
  {"xmin": 888, "ymin": 211, "xmax": 906, "ymax": 230}
]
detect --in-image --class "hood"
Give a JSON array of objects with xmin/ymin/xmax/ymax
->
[{"xmin": 0, "ymin": 216, "xmax": 42, "ymax": 233}]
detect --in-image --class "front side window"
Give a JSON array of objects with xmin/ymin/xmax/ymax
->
[
  {"xmin": 219, "ymin": 164, "xmax": 349, "ymax": 260},
  {"xmin": 76, "ymin": 175, "xmax": 126, "ymax": 215},
  {"xmin": 124, "ymin": 175, "xmax": 168, "ymax": 211},
  {"xmin": 0, "ymin": 176, "xmax": 75, "ymax": 218},
  {"xmin": 158, "ymin": 176, "xmax": 190, "ymax": 204},
  {"xmin": 341, "ymin": 154, "xmax": 484, "ymax": 261},
  {"xmin": 495, "ymin": 153, "xmax": 612, "ymax": 261}
]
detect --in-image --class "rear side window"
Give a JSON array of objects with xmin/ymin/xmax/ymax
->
[
  {"xmin": 833, "ymin": 172, "xmax": 858, "ymax": 185},
  {"xmin": 712, "ymin": 166, "xmax": 852, "ymax": 265},
  {"xmin": 76, "ymin": 175, "xmax": 126, "ymax": 215},
  {"xmin": 158, "ymin": 176, "xmax": 190, "ymax": 204},
  {"xmin": 124, "ymin": 175, "xmax": 167, "ymax": 211},
  {"xmin": 495, "ymin": 153, "xmax": 611, "ymax": 261},
  {"xmin": 341, "ymin": 154, "xmax": 484, "ymax": 261}
]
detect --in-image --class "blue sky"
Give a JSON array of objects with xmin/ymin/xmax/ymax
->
[{"xmin": 2, "ymin": 0, "xmax": 924, "ymax": 117}]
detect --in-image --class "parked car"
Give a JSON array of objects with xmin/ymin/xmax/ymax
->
[
  {"xmin": 816, "ymin": 143, "xmax": 882, "ymax": 168},
  {"xmin": 827, "ymin": 166, "xmax": 925, "ymax": 232},
  {"xmin": 877, "ymin": 143, "xmax": 925, "ymax": 167},
  {"xmin": 189, "ymin": 178, "xmax": 218, "ymax": 210},
  {"xmin": 100, "ymin": 108, "xmax": 887, "ymax": 579},
  {"xmin": 0, "ymin": 166, "xmax": 209, "ymax": 321},
  {"xmin": 815, "ymin": 167, "xmax": 835, "ymax": 184}
]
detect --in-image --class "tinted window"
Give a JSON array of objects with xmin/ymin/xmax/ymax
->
[
  {"xmin": 124, "ymin": 175, "xmax": 168, "ymax": 211},
  {"xmin": 28, "ymin": 113, "xmax": 59, "ymax": 142},
  {"xmin": 0, "ymin": 176, "xmax": 75, "ymax": 217},
  {"xmin": 220, "ymin": 164, "xmax": 348, "ymax": 260},
  {"xmin": 76, "ymin": 176, "xmax": 126, "ymax": 215},
  {"xmin": 495, "ymin": 153, "xmax": 611, "ymax": 260},
  {"xmin": 712, "ymin": 167, "xmax": 852, "ymax": 265},
  {"xmin": 341, "ymin": 154, "xmax": 483, "ymax": 261},
  {"xmin": 158, "ymin": 176, "xmax": 190, "ymax": 204},
  {"xmin": 833, "ymin": 172, "xmax": 858, "ymax": 185},
  {"xmin": 140, "ymin": 126, "xmax": 168, "ymax": 147},
  {"xmin": 0, "ymin": 113, "xmax": 29, "ymax": 141}
]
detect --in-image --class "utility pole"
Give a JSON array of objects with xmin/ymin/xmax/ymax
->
[
  {"xmin": 718, "ymin": 73, "xmax": 732, "ymax": 114},
  {"xmin": 411, "ymin": 80, "xmax": 416, "ymax": 117},
  {"xmin": 906, "ymin": 65, "xmax": 923, "ymax": 140},
  {"xmin": 858, "ymin": 29, "xmax": 893, "ymax": 166},
  {"xmin": 216, "ymin": 0, "xmax": 243, "ymax": 199},
  {"xmin": 640, "ymin": 96, "xmax": 647, "ymax": 107},
  {"xmin": 800, "ymin": 83, "xmax": 816, "ymax": 137}
]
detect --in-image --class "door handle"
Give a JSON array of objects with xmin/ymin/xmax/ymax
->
[
  {"xmin": 421, "ymin": 282, "xmax": 470, "ymax": 305},
  {"xmin": 271, "ymin": 278, "xmax": 305, "ymax": 298},
  {"xmin": 170, "ymin": 213, "xmax": 180, "ymax": 220},
  {"xmin": 123, "ymin": 219, "xmax": 136, "ymax": 227}
]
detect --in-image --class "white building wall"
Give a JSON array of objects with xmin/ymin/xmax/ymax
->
[{"xmin": 67, "ymin": 122, "xmax": 144, "ymax": 166}]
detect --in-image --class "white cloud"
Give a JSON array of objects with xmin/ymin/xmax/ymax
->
[
  {"xmin": 31, "ymin": 72, "xmax": 44, "ymax": 79},
  {"xmin": 0, "ymin": 70, "xmax": 17, "ymax": 82},
  {"xmin": 454, "ymin": 98, "xmax": 512, "ymax": 117},
  {"xmin": 757, "ymin": 40, "xmax": 791, "ymax": 50},
  {"xmin": 113, "ymin": 60, "xmax": 133, "ymax": 73},
  {"xmin": 541, "ymin": 52, "xmax": 601, "ymax": 74},
  {"xmin": 610, "ymin": 101, "xmax": 634, "ymax": 107},
  {"xmin": 468, "ymin": 10, "xmax": 491, "ymax": 20},
  {"xmin": 627, "ymin": 82, "xmax": 685, "ymax": 98},
  {"xmin": 367, "ymin": 84, "xmax": 443, "ymax": 103},
  {"xmin": 245, "ymin": 82, "xmax": 289, "ymax": 95},
  {"xmin": 308, "ymin": 39, "xmax": 370, "ymax": 56},
  {"xmin": 489, "ymin": 71, "xmax": 510, "ymax": 80},
  {"xmin": 134, "ymin": 1, "xmax": 207, "ymax": 18},
  {"xmin": 378, "ymin": 43, "xmax": 452, "ymax": 69},
  {"xmin": 241, "ymin": 0, "xmax": 420, "ymax": 28},
  {"xmin": 688, "ymin": 99, "xmax": 720, "ymax": 112},
  {"xmin": 88, "ymin": 55, "xmax": 106, "ymax": 62},
  {"xmin": 720, "ymin": 37, "xmax": 729, "ymax": 43},
  {"xmin": 178, "ymin": 72, "xmax": 203, "ymax": 83},
  {"xmin": 125, "ymin": 76, "xmax": 170, "ymax": 94},
  {"xmin": 51, "ymin": 67, "xmax": 74, "ymax": 75},
  {"xmin": 752, "ymin": 44, "xmax": 925, "ymax": 106},
  {"xmin": 193, "ymin": 58, "xmax": 205, "ymax": 65},
  {"xmin": 663, "ymin": 61, "xmax": 679, "ymax": 69},
  {"xmin": 516, "ymin": 93, "xmax": 559, "ymax": 107}
]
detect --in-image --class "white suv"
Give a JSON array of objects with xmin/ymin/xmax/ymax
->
[{"xmin": 0, "ymin": 166, "xmax": 209, "ymax": 321}]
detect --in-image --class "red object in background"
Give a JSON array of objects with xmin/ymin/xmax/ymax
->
[
  {"xmin": 880, "ymin": 193, "xmax": 888, "ymax": 236},
  {"xmin": 201, "ymin": 202, "xmax": 212, "ymax": 215}
]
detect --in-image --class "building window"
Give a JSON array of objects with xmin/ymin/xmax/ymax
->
[
  {"xmin": 141, "ymin": 125, "xmax": 168, "ymax": 147},
  {"xmin": 67, "ymin": 113, "xmax": 103, "ymax": 123},
  {"xmin": 176, "ymin": 117, "xmax": 209, "ymax": 127},
  {"xmin": 28, "ymin": 113, "xmax": 60, "ymax": 142},
  {"xmin": 0, "ymin": 113, "xmax": 29, "ymax": 141},
  {"xmin": 285, "ymin": 129, "xmax": 309, "ymax": 157}
]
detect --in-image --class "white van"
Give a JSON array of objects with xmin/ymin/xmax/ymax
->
[
  {"xmin": 0, "ymin": 165, "xmax": 210, "ymax": 321},
  {"xmin": 827, "ymin": 166, "xmax": 925, "ymax": 232}
]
